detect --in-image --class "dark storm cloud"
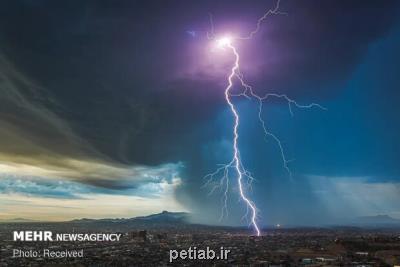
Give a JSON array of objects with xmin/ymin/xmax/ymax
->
[
  {"xmin": 0, "ymin": 0, "xmax": 399, "ymax": 223},
  {"xmin": 249, "ymin": 0, "xmax": 400, "ymax": 96},
  {"xmin": 0, "ymin": 0, "xmax": 394, "ymax": 160}
]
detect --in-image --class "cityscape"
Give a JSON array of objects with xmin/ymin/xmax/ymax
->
[{"xmin": 1, "ymin": 212, "xmax": 400, "ymax": 266}]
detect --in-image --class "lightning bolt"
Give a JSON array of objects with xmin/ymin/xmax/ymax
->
[
  {"xmin": 203, "ymin": 0, "xmax": 326, "ymax": 236},
  {"xmin": 226, "ymin": 43, "xmax": 260, "ymax": 236}
]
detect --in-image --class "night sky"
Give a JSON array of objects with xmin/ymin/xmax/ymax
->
[{"xmin": 0, "ymin": 0, "xmax": 399, "ymax": 226}]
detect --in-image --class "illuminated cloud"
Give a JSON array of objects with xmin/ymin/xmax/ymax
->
[
  {"xmin": 0, "ymin": 162, "xmax": 183, "ymax": 196},
  {"xmin": 0, "ymin": 162, "xmax": 184, "ymax": 220}
]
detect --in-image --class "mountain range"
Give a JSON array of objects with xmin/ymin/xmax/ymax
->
[
  {"xmin": 69, "ymin": 210, "xmax": 192, "ymax": 229},
  {"xmin": 352, "ymin": 215, "xmax": 400, "ymax": 226},
  {"xmin": 2, "ymin": 212, "xmax": 400, "ymax": 228}
]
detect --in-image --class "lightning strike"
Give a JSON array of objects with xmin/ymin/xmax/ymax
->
[
  {"xmin": 216, "ymin": 36, "xmax": 232, "ymax": 48},
  {"xmin": 225, "ymin": 42, "xmax": 260, "ymax": 236},
  {"xmin": 203, "ymin": 0, "xmax": 326, "ymax": 236}
]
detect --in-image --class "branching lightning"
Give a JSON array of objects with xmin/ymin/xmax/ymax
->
[{"xmin": 203, "ymin": 0, "xmax": 326, "ymax": 236}]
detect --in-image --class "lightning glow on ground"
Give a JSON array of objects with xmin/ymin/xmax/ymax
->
[{"xmin": 203, "ymin": 0, "xmax": 326, "ymax": 236}]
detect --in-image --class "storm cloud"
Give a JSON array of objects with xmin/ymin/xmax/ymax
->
[{"xmin": 0, "ymin": 0, "xmax": 399, "ymax": 224}]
